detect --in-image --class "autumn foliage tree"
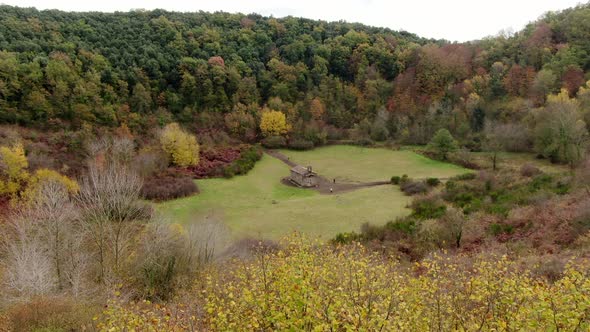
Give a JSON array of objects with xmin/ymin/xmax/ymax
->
[
  {"xmin": 534, "ymin": 89, "xmax": 588, "ymax": 167},
  {"xmin": 160, "ymin": 123, "xmax": 200, "ymax": 168},
  {"xmin": 260, "ymin": 110, "xmax": 289, "ymax": 137},
  {"xmin": 0, "ymin": 143, "xmax": 29, "ymax": 198}
]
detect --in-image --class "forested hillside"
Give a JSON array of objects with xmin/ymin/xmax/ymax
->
[
  {"xmin": 0, "ymin": 6, "xmax": 431, "ymax": 129},
  {"xmin": 0, "ymin": 4, "xmax": 588, "ymax": 151},
  {"xmin": 3, "ymin": 4, "xmax": 590, "ymax": 330}
]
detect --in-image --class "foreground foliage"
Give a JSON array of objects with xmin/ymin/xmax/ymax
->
[{"xmin": 97, "ymin": 236, "xmax": 590, "ymax": 331}]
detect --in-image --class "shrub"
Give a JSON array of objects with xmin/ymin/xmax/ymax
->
[
  {"xmin": 449, "ymin": 149, "xmax": 480, "ymax": 169},
  {"xmin": 261, "ymin": 135, "xmax": 286, "ymax": 149},
  {"xmin": 399, "ymin": 174, "xmax": 409, "ymax": 184},
  {"xmin": 131, "ymin": 221, "xmax": 230, "ymax": 301},
  {"xmin": 529, "ymin": 174, "xmax": 554, "ymax": 191},
  {"xmin": 370, "ymin": 120, "xmax": 389, "ymax": 142},
  {"xmin": 354, "ymin": 137, "xmax": 373, "ymax": 146},
  {"xmin": 490, "ymin": 223, "xmax": 514, "ymax": 236},
  {"xmin": 141, "ymin": 169, "xmax": 198, "ymax": 201},
  {"xmin": 401, "ymin": 180, "xmax": 428, "ymax": 195},
  {"xmin": 134, "ymin": 148, "xmax": 168, "ymax": 177},
  {"xmin": 410, "ymin": 196, "xmax": 447, "ymax": 220},
  {"xmin": 451, "ymin": 172, "xmax": 477, "ymax": 181},
  {"xmin": 391, "ymin": 176, "xmax": 401, "ymax": 184},
  {"xmin": 332, "ymin": 232, "xmax": 363, "ymax": 244},
  {"xmin": 520, "ymin": 163, "xmax": 542, "ymax": 177},
  {"xmin": 325, "ymin": 125, "xmax": 346, "ymax": 140},
  {"xmin": 288, "ymin": 139, "xmax": 314, "ymax": 150},
  {"xmin": 426, "ymin": 177, "xmax": 440, "ymax": 186},
  {"xmin": 385, "ymin": 218, "xmax": 417, "ymax": 234},
  {"xmin": 160, "ymin": 123, "xmax": 199, "ymax": 167},
  {"xmin": 222, "ymin": 146, "xmax": 262, "ymax": 177},
  {"xmin": 7, "ymin": 297, "xmax": 97, "ymax": 332}
]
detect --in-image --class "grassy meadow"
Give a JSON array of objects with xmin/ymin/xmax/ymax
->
[
  {"xmin": 280, "ymin": 145, "xmax": 468, "ymax": 182},
  {"xmin": 158, "ymin": 146, "xmax": 470, "ymax": 239}
]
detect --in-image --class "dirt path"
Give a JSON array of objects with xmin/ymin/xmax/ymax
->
[{"xmin": 264, "ymin": 149, "xmax": 390, "ymax": 194}]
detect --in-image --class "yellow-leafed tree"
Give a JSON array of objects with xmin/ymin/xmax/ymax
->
[
  {"xmin": 22, "ymin": 168, "xmax": 79, "ymax": 202},
  {"xmin": 160, "ymin": 123, "xmax": 200, "ymax": 167},
  {"xmin": 260, "ymin": 110, "xmax": 289, "ymax": 137},
  {"xmin": 0, "ymin": 143, "xmax": 29, "ymax": 197}
]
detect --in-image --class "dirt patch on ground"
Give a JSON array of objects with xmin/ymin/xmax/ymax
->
[{"xmin": 265, "ymin": 149, "xmax": 390, "ymax": 194}]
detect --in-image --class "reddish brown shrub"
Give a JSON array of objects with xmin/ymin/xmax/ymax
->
[
  {"xmin": 7, "ymin": 296, "xmax": 97, "ymax": 332},
  {"xmin": 141, "ymin": 169, "xmax": 199, "ymax": 201},
  {"xmin": 188, "ymin": 147, "xmax": 243, "ymax": 178}
]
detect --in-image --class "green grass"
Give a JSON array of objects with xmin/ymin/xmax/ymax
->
[
  {"xmin": 157, "ymin": 154, "xmax": 409, "ymax": 240},
  {"xmin": 280, "ymin": 145, "xmax": 469, "ymax": 182}
]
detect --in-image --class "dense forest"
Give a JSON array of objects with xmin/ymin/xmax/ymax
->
[{"xmin": 0, "ymin": 4, "xmax": 588, "ymax": 156}]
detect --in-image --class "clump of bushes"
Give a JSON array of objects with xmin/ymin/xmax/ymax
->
[
  {"xmin": 261, "ymin": 135, "xmax": 286, "ymax": 149},
  {"xmin": 426, "ymin": 177, "xmax": 440, "ymax": 186},
  {"xmin": 141, "ymin": 169, "xmax": 199, "ymax": 201},
  {"xmin": 223, "ymin": 146, "xmax": 262, "ymax": 178},
  {"xmin": 401, "ymin": 180, "xmax": 429, "ymax": 195},
  {"xmin": 288, "ymin": 138, "xmax": 314, "ymax": 150},
  {"xmin": 449, "ymin": 149, "xmax": 480, "ymax": 169},
  {"xmin": 410, "ymin": 196, "xmax": 447, "ymax": 220},
  {"xmin": 520, "ymin": 163, "xmax": 542, "ymax": 177},
  {"xmin": 6, "ymin": 296, "xmax": 98, "ymax": 332},
  {"xmin": 354, "ymin": 137, "xmax": 374, "ymax": 146},
  {"xmin": 451, "ymin": 172, "xmax": 477, "ymax": 181},
  {"xmin": 394, "ymin": 175, "xmax": 440, "ymax": 195},
  {"xmin": 390, "ymin": 175, "xmax": 403, "ymax": 184}
]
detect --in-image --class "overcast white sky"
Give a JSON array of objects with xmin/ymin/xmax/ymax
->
[{"xmin": 1, "ymin": 0, "xmax": 585, "ymax": 41}]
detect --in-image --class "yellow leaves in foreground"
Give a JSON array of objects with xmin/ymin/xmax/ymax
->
[{"xmin": 96, "ymin": 236, "xmax": 590, "ymax": 331}]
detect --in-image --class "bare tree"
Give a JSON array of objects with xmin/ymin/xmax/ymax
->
[
  {"xmin": 76, "ymin": 151, "xmax": 150, "ymax": 283},
  {"xmin": 1, "ymin": 180, "xmax": 92, "ymax": 301},
  {"xmin": 2, "ymin": 218, "xmax": 54, "ymax": 300}
]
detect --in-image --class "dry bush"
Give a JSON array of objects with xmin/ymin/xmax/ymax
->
[
  {"xmin": 6, "ymin": 296, "xmax": 97, "ymax": 332},
  {"xmin": 134, "ymin": 148, "xmax": 168, "ymax": 177},
  {"xmin": 401, "ymin": 180, "xmax": 429, "ymax": 195},
  {"xmin": 0, "ymin": 126, "xmax": 22, "ymax": 146},
  {"xmin": 141, "ymin": 169, "xmax": 198, "ymax": 201},
  {"xmin": 25, "ymin": 142, "xmax": 57, "ymax": 171},
  {"xmin": 460, "ymin": 212, "xmax": 492, "ymax": 251},
  {"xmin": 130, "ymin": 219, "xmax": 230, "ymax": 300},
  {"xmin": 575, "ymin": 158, "xmax": 590, "ymax": 193},
  {"xmin": 449, "ymin": 148, "xmax": 480, "ymax": 169},
  {"xmin": 222, "ymin": 237, "xmax": 280, "ymax": 260},
  {"xmin": 520, "ymin": 163, "xmax": 542, "ymax": 177}
]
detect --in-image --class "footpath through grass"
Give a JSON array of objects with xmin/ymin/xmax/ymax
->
[{"xmin": 158, "ymin": 146, "xmax": 469, "ymax": 240}]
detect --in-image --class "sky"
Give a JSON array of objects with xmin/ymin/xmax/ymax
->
[{"xmin": 1, "ymin": 0, "xmax": 585, "ymax": 41}]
